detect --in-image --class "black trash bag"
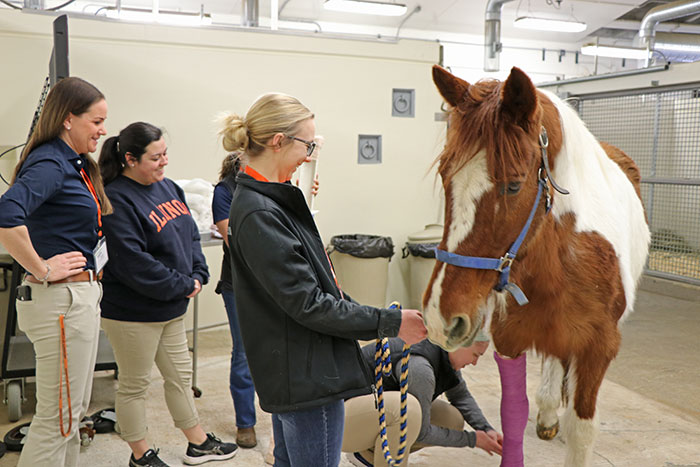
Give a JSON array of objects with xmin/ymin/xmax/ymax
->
[
  {"xmin": 330, "ymin": 234, "xmax": 394, "ymax": 259},
  {"xmin": 402, "ymin": 242, "xmax": 438, "ymax": 259}
]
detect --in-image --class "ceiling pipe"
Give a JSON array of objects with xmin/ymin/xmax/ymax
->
[
  {"xmin": 639, "ymin": 0, "xmax": 700, "ymax": 66},
  {"xmin": 242, "ymin": 0, "xmax": 259, "ymax": 27},
  {"xmin": 484, "ymin": 0, "xmax": 515, "ymax": 72}
]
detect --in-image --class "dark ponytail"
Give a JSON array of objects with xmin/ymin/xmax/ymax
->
[
  {"xmin": 98, "ymin": 122, "xmax": 163, "ymax": 185},
  {"xmin": 99, "ymin": 136, "xmax": 122, "ymax": 185}
]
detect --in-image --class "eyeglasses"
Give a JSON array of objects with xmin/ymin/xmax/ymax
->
[{"xmin": 286, "ymin": 135, "xmax": 317, "ymax": 157}]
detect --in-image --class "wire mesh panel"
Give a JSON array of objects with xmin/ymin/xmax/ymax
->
[{"xmin": 577, "ymin": 85, "xmax": 700, "ymax": 285}]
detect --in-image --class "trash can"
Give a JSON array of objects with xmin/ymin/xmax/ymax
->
[
  {"xmin": 403, "ymin": 224, "xmax": 443, "ymax": 309},
  {"xmin": 328, "ymin": 234, "xmax": 394, "ymax": 308}
]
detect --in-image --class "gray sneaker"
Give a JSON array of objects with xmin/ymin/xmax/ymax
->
[{"xmin": 183, "ymin": 433, "xmax": 238, "ymax": 465}]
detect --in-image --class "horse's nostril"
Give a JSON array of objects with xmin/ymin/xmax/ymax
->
[{"xmin": 448, "ymin": 316, "xmax": 471, "ymax": 341}]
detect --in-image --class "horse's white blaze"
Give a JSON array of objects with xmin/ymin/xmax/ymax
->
[
  {"xmin": 424, "ymin": 263, "xmax": 448, "ymax": 348},
  {"xmin": 561, "ymin": 359, "xmax": 598, "ymax": 467},
  {"xmin": 446, "ymin": 151, "xmax": 493, "ymax": 251},
  {"xmin": 542, "ymin": 90, "xmax": 651, "ymax": 322},
  {"xmin": 424, "ymin": 151, "xmax": 493, "ymax": 348}
]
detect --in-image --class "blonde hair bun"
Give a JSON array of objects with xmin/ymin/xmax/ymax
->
[{"xmin": 218, "ymin": 113, "xmax": 249, "ymax": 153}]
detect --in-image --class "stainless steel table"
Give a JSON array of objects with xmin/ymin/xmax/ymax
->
[{"xmin": 190, "ymin": 232, "xmax": 223, "ymax": 397}]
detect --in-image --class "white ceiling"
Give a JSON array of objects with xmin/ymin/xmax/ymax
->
[
  {"xmin": 102, "ymin": 0, "xmax": 646, "ymax": 44},
  {"xmin": 17, "ymin": 0, "xmax": 700, "ymax": 48}
]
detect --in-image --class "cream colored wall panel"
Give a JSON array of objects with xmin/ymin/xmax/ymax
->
[{"xmin": 0, "ymin": 9, "xmax": 444, "ymax": 325}]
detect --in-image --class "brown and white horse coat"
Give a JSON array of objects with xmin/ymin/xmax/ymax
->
[{"xmin": 424, "ymin": 66, "xmax": 650, "ymax": 466}]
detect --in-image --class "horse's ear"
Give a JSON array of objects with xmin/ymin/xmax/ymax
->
[
  {"xmin": 433, "ymin": 65, "xmax": 470, "ymax": 108},
  {"xmin": 500, "ymin": 67, "xmax": 538, "ymax": 131}
]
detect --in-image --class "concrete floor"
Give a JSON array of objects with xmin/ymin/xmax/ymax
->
[{"xmin": 0, "ymin": 277, "xmax": 698, "ymax": 466}]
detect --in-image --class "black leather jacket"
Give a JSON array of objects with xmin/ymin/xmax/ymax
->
[{"xmin": 228, "ymin": 173, "xmax": 402, "ymax": 413}]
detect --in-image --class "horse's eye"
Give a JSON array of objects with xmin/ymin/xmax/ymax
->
[{"xmin": 501, "ymin": 182, "xmax": 522, "ymax": 195}]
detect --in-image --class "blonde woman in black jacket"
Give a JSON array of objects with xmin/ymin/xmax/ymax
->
[{"xmin": 218, "ymin": 93, "xmax": 427, "ymax": 467}]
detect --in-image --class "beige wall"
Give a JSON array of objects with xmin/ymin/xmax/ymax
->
[{"xmin": 0, "ymin": 10, "xmax": 445, "ymax": 327}]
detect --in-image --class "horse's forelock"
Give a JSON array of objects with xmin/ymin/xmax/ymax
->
[{"xmin": 439, "ymin": 79, "xmax": 541, "ymax": 189}]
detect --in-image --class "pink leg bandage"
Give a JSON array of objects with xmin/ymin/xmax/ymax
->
[{"xmin": 495, "ymin": 351, "xmax": 528, "ymax": 467}]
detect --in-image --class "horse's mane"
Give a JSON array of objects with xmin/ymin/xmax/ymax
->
[{"xmin": 436, "ymin": 78, "xmax": 541, "ymax": 187}]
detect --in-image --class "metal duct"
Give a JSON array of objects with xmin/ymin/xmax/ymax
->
[
  {"xmin": 484, "ymin": 0, "xmax": 515, "ymax": 72},
  {"xmin": 242, "ymin": 0, "xmax": 259, "ymax": 27},
  {"xmin": 639, "ymin": 0, "xmax": 700, "ymax": 63},
  {"xmin": 655, "ymin": 31, "xmax": 700, "ymax": 62}
]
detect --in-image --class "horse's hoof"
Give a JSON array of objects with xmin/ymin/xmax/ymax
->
[{"xmin": 536, "ymin": 420, "xmax": 559, "ymax": 440}]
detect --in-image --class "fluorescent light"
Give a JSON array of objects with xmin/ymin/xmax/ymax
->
[
  {"xmin": 580, "ymin": 44, "xmax": 649, "ymax": 60},
  {"xmin": 323, "ymin": 0, "xmax": 407, "ymax": 16},
  {"xmin": 104, "ymin": 8, "xmax": 212, "ymax": 26},
  {"xmin": 514, "ymin": 16, "xmax": 587, "ymax": 33}
]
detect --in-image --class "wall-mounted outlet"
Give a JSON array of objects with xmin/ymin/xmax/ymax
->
[
  {"xmin": 358, "ymin": 135, "xmax": 382, "ymax": 164},
  {"xmin": 392, "ymin": 88, "xmax": 415, "ymax": 118}
]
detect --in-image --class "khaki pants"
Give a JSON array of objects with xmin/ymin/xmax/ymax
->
[
  {"xmin": 101, "ymin": 315, "xmax": 199, "ymax": 442},
  {"xmin": 342, "ymin": 393, "xmax": 421, "ymax": 467},
  {"xmin": 16, "ymin": 280, "xmax": 102, "ymax": 467},
  {"xmin": 410, "ymin": 398, "xmax": 465, "ymax": 450},
  {"xmin": 342, "ymin": 396, "xmax": 465, "ymax": 466}
]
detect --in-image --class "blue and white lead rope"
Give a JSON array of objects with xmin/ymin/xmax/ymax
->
[{"xmin": 374, "ymin": 301, "xmax": 410, "ymax": 466}]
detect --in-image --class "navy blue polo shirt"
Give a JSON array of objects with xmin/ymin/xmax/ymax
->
[{"xmin": 0, "ymin": 138, "xmax": 100, "ymax": 271}]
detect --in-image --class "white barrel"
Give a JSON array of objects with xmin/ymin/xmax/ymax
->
[{"xmin": 328, "ymin": 234, "xmax": 394, "ymax": 308}]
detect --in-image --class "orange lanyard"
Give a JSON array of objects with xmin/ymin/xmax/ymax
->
[
  {"xmin": 58, "ymin": 315, "xmax": 73, "ymax": 437},
  {"xmin": 80, "ymin": 168, "xmax": 102, "ymax": 237}
]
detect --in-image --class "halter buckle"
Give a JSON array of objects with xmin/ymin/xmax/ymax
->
[{"xmin": 497, "ymin": 254, "xmax": 514, "ymax": 272}]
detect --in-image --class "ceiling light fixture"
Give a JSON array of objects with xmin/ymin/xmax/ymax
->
[
  {"xmin": 513, "ymin": 16, "xmax": 587, "ymax": 33},
  {"xmin": 323, "ymin": 0, "xmax": 407, "ymax": 17},
  {"xmin": 104, "ymin": 7, "xmax": 212, "ymax": 26},
  {"xmin": 580, "ymin": 44, "xmax": 650, "ymax": 60}
]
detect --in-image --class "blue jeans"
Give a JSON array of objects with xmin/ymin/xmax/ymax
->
[
  {"xmin": 272, "ymin": 400, "xmax": 345, "ymax": 467},
  {"xmin": 221, "ymin": 289, "xmax": 256, "ymax": 428}
]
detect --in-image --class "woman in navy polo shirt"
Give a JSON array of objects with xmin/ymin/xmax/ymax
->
[{"xmin": 0, "ymin": 77, "xmax": 110, "ymax": 467}]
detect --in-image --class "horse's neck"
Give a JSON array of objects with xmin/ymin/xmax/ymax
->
[{"xmin": 515, "ymin": 213, "xmax": 570, "ymax": 299}]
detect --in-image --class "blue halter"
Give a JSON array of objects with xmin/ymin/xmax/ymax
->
[{"xmin": 435, "ymin": 127, "xmax": 569, "ymax": 307}]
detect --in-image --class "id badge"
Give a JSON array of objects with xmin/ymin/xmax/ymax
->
[{"xmin": 93, "ymin": 237, "xmax": 109, "ymax": 274}]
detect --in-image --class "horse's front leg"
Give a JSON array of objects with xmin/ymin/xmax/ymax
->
[
  {"xmin": 536, "ymin": 355, "xmax": 565, "ymax": 440},
  {"xmin": 562, "ymin": 339, "xmax": 617, "ymax": 467},
  {"xmin": 495, "ymin": 351, "xmax": 529, "ymax": 467}
]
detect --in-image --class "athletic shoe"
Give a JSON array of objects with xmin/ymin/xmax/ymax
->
[
  {"xmin": 183, "ymin": 432, "xmax": 238, "ymax": 465},
  {"xmin": 346, "ymin": 451, "xmax": 374, "ymax": 467},
  {"xmin": 129, "ymin": 448, "xmax": 170, "ymax": 467}
]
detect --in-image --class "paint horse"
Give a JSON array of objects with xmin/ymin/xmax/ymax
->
[{"xmin": 423, "ymin": 66, "xmax": 650, "ymax": 466}]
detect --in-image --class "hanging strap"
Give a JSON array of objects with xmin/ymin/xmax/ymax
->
[
  {"xmin": 58, "ymin": 314, "xmax": 73, "ymax": 437},
  {"xmin": 80, "ymin": 168, "xmax": 103, "ymax": 237}
]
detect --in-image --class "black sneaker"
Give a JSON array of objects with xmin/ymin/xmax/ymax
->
[
  {"xmin": 129, "ymin": 448, "xmax": 170, "ymax": 467},
  {"xmin": 184, "ymin": 433, "xmax": 238, "ymax": 465}
]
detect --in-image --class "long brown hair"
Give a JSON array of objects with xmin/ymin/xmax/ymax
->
[{"xmin": 13, "ymin": 77, "xmax": 112, "ymax": 214}]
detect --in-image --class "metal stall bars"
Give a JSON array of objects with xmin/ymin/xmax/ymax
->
[{"xmin": 572, "ymin": 84, "xmax": 700, "ymax": 286}]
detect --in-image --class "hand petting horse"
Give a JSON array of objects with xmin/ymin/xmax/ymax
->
[{"xmin": 423, "ymin": 65, "xmax": 650, "ymax": 467}]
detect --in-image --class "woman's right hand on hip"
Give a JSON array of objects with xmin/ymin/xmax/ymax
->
[{"xmin": 44, "ymin": 251, "xmax": 87, "ymax": 281}]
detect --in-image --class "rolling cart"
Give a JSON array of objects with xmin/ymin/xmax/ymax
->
[{"xmin": 0, "ymin": 254, "xmax": 118, "ymax": 422}]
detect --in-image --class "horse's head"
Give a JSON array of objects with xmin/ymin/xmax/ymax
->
[{"xmin": 423, "ymin": 65, "xmax": 562, "ymax": 350}]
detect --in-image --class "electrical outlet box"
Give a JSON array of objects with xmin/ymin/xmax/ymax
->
[
  {"xmin": 392, "ymin": 88, "xmax": 415, "ymax": 118},
  {"xmin": 358, "ymin": 135, "xmax": 382, "ymax": 164}
]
